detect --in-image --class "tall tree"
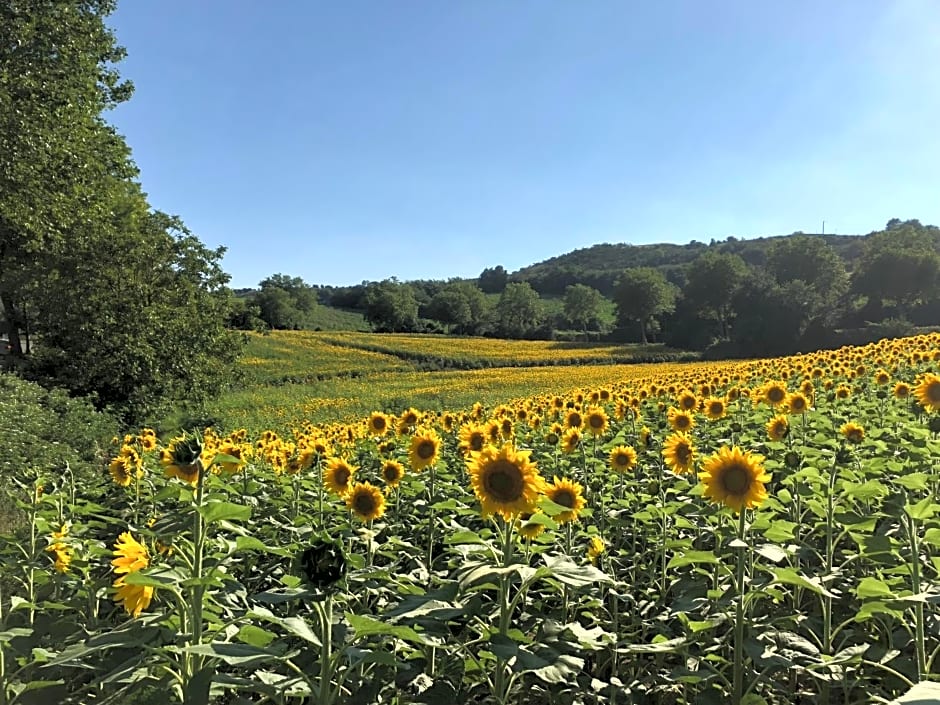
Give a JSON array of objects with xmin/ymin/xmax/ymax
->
[
  {"xmin": 764, "ymin": 235, "xmax": 848, "ymax": 317},
  {"xmin": 563, "ymin": 283, "xmax": 605, "ymax": 332},
  {"xmin": 683, "ymin": 251, "xmax": 748, "ymax": 339},
  {"xmin": 363, "ymin": 279, "xmax": 419, "ymax": 332},
  {"xmin": 478, "ymin": 265, "xmax": 508, "ymax": 294},
  {"xmin": 426, "ymin": 280, "xmax": 489, "ymax": 334},
  {"xmin": 613, "ymin": 268, "xmax": 676, "ymax": 344},
  {"xmin": 255, "ymin": 274, "xmax": 319, "ymax": 329},
  {"xmin": 496, "ymin": 282, "xmax": 541, "ymax": 338}
]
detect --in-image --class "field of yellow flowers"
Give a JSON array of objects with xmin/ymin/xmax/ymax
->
[{"xmin": 4, "ymin": 333, "xmax": 940, "ymax": 704}]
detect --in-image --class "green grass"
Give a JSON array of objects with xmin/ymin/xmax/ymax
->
[{"xmin": 307, "ymin": 305, "xmax": 370, "ymax": 331}]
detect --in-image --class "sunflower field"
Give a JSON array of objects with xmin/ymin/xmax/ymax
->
[{"xmin": 3, "ymin": 334, "xmax": 940, "ymax": 705}]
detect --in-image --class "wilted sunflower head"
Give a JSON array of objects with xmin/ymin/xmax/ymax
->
[{"xmin": 299, "ymin": 538, "xmax": 347, "ymax": 592}]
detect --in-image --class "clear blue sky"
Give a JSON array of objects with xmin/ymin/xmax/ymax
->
[{"xmin": 108, "ymin": 1, "xmax": 940, "ymax": 289}]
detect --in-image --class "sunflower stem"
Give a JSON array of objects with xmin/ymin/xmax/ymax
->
[
  {"xmin": 733, "ymin": 508, "xmax": 747, "ymax": 705},
  {"xmin": 494, "ymin": 518, "xmax": 515, "ymax": 703},
  {"xmin": 317, "ymin": 595, "xmax": 334, "ymax": 705},
  {"xmin": 905, "ymin": 505, "xmax": 927, "ymax": 681},
  {"xmin": 185, "ymin": 458, "xmax": 208, "ymax": 691}
]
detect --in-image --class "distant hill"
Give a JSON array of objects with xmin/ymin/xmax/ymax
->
[{"xmin": 512, "ymin": 233, "xmax": 867, "ymax": 296}]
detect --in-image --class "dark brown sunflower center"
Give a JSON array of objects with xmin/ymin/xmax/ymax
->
[
  {"xmin": 553, "ymin": 489, "xmax": 575, "ymax": 508},
  {"xmin": 675, "ymin": 415, "xmax": 691, "ymax": 429},
  {"xmin": 709, "ymin": 402, "xmax": 723, "ymax": 415},
  {"xmin": 469, "ymin": 434, "xmax": 484, "ymax": 451},
  {"xmin": 768, "ymin": 388, "xmax": 785, "ymax": 403},
  {"xmin": 353, "ymin": 491, "xmax": 377, "ymax": 514},
  {"xmin": 720, "ymin": 465, "xmax": 751, "ymax": 495},
  {"xmin": 483, "ymin": 460, "xmax": 524, "ymax": 503},
  {"xmin": 383, "ymin": 465, "xmax": 400, "ymax": 481},
  {"xmin": 417, "ymin": 441, "xmax": 436, "ymax": 459},
  {"xmin": 589, "ymin": 415, "xmax": 604, "ymax": 429},
  {"xmin": 792, "ymin": 398, "xmax": 806, "ymax": 411},
  {"xmin": 614, "ymin": 453, "xmax": 630, "ymax": 467},
  {"xmin": 568, "ymin": 414, "xmax": 582, "ymax": 427},
  {"xmin": 927, "ymin": 382, "xmax": 940, "ymax": 402},
  {"xmin": 675, "ymin": 444, "xmax": 692, "ymax": 464},
  {"xmin": 372, "ymin": 417, "xmax": 386, "ymax": 431},
  {"xmin": 335, "ymin": 468, "xmax": 350, "ymax": 485},
  {"xmin": 681, "ymin": 398, "xmax": 696, "ymax": 410}
]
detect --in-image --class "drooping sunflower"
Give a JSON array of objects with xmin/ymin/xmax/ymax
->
[
  {"xmin": 517, "ymin": 512, "xmax": 547, "ymax": 540},
  {"xmin": 667, "ymin": 407, "xmax": 695, "ymax": 433},
  {"xmin": 914, "ymin": 373, "xmax": 940, "ymax": 412},
  {"xmin": 766, "ymin": 415, "xmax": 790, "ymax": 442},
  {"xmin": 367, "ymin": 411, "xmax": 390, "ymax": 437},
  {"xmin": 609, "ymin": 445, "xmax": 638, "ymax": 473},
  {"xmin": 112, "ymin": 532, "xmax": 154, "ymax": 617},
  {"xmin": 381, "ymin": 460, "xmax": 405, "ymax": 488},
  {"xmin": 323, "ymin": 457, "xmax": 356, "ymax": 497},
  {"xmin": 703, "ymin": 397, "xmax": 727, "ymax": 421},
  {"xmin": 840, "ymin": 422, "xmax": 865, "ymax": 444},
  {"xmin": 698, "ymin": 446, "xmax": 770, "ymax": 513},
  {"xmin": 545, "ymin": 476, "xmax": 586, "ymax": 524},
  {"xmin": 662, "ymin": 433, "xmax": 696, "ymax": 475},
  {"xmin": 584, "ymin": 407, "xmax": 609, "ymax": 437},
  {"xmin": 785, "ymin": 392, "xmax": 811, "ymax": 416},
  {"xmin": 561, "ymin": 428, "xmax": 583, "ymax": 454},
  {"xmin": 346, "ymin": 482, "xmax": 387, "ymax": 522},
  {"xmin": 161, "ymin": 435, "xmax": 203, "ymax": 487},
  {"xmin": 467, "ymin": 443, "xmax": 544, "ymax": 521},
  {"xmin": 408, "ymin": 428, "xmax": 441, "ymax": 471}
]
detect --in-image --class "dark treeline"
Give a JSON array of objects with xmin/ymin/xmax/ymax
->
[{"xmin": 237, "ymin": 219, "xmax": 940, "ymax": 358}]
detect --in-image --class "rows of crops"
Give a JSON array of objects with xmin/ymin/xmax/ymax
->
[{"xmin": 4, "ymin": 334, "xmax": 940, "ymax": 704}]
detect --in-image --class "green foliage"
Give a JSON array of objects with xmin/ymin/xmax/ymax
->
[
  {"xmin": 496, "ymin": 282, "xmax": 542, "ymax": 338},
  {"xmin": 612, "ymin": 267, "xmax": 677, "ymax": 343},
  {"xmin": 253, "ymin": 274, "xmax": 320, "ymax": 330},
  {"xmin": 363, "ymin": 279, "xmax": 420, "ymax": 332},
  {"xmin": 562, "ymin": 284, "xmax": 607, "ymax": 331},
  {"xmin": 478, "ymin": 265, "xmax": 508, "ymax": 294},
  {"xmin": 765, "ymin": 235, "xmax": 848, "ymax": 319},
  {"xmin": 682, "ymin": 251, "xmax": 747, "ymax": 338},
  {"xmin": 426, "ymin": 280, "xmax": 490, "ymax": 334}
]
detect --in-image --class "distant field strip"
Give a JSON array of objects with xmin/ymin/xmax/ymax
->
[
  {"xmin": 320, "ymin": 331, "xmax": 694, "ymax": 368},
  {"xmin": 216, "ymin": 359, "xmax": 709, "ymax": 432},
  {"xmin": 240, "ymin": 331, "xmax": 413, "ymax": 384}
]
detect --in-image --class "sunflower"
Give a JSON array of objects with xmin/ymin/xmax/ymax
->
[
  {"xmin": 766, "ymin": 415, "xmax": 789, "ymax": 442},
  {"xmin": 467, "ymin": 443, "xmax": 544, "ymax": 520},
  {"xmin": 109, "ymin": 448, "xmax": 137, "ymax": 488},
  {"xmin": 499, "ymin": 417, "xmax": 515, "ymax": 440},
  {"xmin": 138, "ymin": 429, "xmax": 158, "ymax": 452},
  {"xmin": 667, "ymin": 407, "xmax": 695, "ymax": 433},
  {"xmin": 762, "ymin": 382, "xmax": 788, "ymax": 407},
  {"xmin": 698, "ymin": 446, "xmax": 770, "ymax": 513},
  {"xmin": 214, "ymin": 440, "xmax": 249, "ymax": 474},
  {"xmin": 584, "ymin": 407, "xmax": 609, "ymax": 436},
  {"xmin": 518, "ymin": 512, "xmax": 547, "ymax": 540},
  {"xmin": 587, "ymin": 536, "xmax": 606, "ymax": 565},
  {"xmin": 381, "ymin": 460, "xmax": 405, "ymax": 488},
  {"xmin": 639, "ymin": 426, "xmax": 652, "ymax": 448},
  {"xmin": 785, "ymin": 392, "xmax": 810, "ymax": 415},
  {"xmin": 662, "ymin": 433, "xmax": 696, "ymax": 475},
  {"xmin": 893, "ymin": 381, "xmax": 911, "ymax": 399},
  {"xmin": 561, "ymin": 428, "xmax": 583, "ymax": 454},
  {"xmin": 46, "ymin": 523, "xmax": 73, "ymax": 574},
  {"xmin": 367, "ymin": 411, "xmax": 390, "ymax": 437},
  {"xmin": 677, "ymin": 390, "xmax": 698, "ymax": 412},
  {"xmin": 703, "ymin": 397, "xmax": 727, "ymax": 421},
  {"xmin": 161, "ymin": 435, "xmax": 203, "ymax": 487},
  {"xmin": 874, "ymin": 369, "xmax": 890, "ymax": 385},
  {"xmin": 840, "ymin": 422, "xmax": 864, "ymax": 444},
  {"xmin": 396, "ymin": 408, "xmax": 421, "ymax": 435},
  {"xmin": 112, "ymin": 532, "xmax": 154, "ymax": 617},
  {"xmin": 835, "ymin": 384, "xmax": 851, "ymax": 400},
  {"xmin": 346, "ymin": 482, "xmax": 386, "ymax": 522},
  {"xmin": 609, "ymin": 445, "xmax": 638, "ymax": 473},
  {"xmin": 564, "ymin": 409, "xmax": 584, "ymax": 430},
  {"xmin": 323, "ymin": 457, "xmax": 356, "ymax": 497},
  {"xmin": 409, "ymin": 428, "xmax": 441, "ymax": 471},
  {"xmin": 545, "ymin": 477, "xmax": 586, "ymax": 524},
  {"xmin": 914, "ymin": 373, "xmax": 940, "ymax": 412}
]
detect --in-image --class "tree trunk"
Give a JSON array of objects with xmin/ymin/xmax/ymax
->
[
  {"xmin": 638, "ymin": 318, "xmax": 648, "ymax": 345},
  {"xmin": 1, "ymin": 292, "xmax": 23, "ymax": 356}
]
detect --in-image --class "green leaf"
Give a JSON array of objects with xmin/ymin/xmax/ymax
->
[
  {"xmin": 346, "ymin": 613, "xmax": 433, "ymax": 645},
  {"xmin": 667, "ymin": 550, "xmax": 719, "ymax": 569},
  {"xmin": 620, "ymin": 636, "xmax": 687, "ymax": 654},
  {"xmin": 248, "ymin": 606, "xmax": 320, "ymax": 645},
  {"xmin": 769, "ymin": 567, "xmax": 834, "ymax": 597},
  {"xmin": 895, "ymin": 473, "xmax": 930, "ymax": 491},
  {"xmin": 445, "ymin": 530, "xmax": 487, "ymax": 546},
  {"xmin": 543, "ymin": 555, "xmax": 613, "ymax": 588},
  {"xmin": 905, "ymin": 497, "xmax": 938, "ymax": 521},
  {"xmin": 236, "ymin": 625, "xmax": 276, "ymax": 648},
  {"xmin": 122, "ymin": 568, "xmax": 183, "ymax": 588},
  {"xmin": 198, "ymin": 501, "xmax": 252, "ymax": 524},
  {"xmin": 754, "ymin": 544, "xmax": 788, "ymax": 564},
  {"xmin": 856, "ymin": 577, "xmax": 896, "ymax": 600},
  {"xmin": 488, "ymin": 634, "xmax": 584, "ymax": 684},
  {"xmin": 891, "ymin": 682, "xmax": 940, "ymax": 704},
  {"xmin": 183, "ymin": 642, "xmax": 289, "ymax": 667},
  {"xmin": 763, "ymin": 520, "xmax": 797, "ymax": 542}
]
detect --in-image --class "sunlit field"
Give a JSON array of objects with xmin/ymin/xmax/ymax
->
[{"xmin": 5, "ymin": 333, "xmax": 940, "ymax": 704}]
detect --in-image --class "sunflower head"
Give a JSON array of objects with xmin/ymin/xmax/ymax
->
[
  {"xmin": 587, "ymin": 536, "xmax": 606, "ymax": 565},
  {"xmin": 161, "ymin": 434, "xmax": 203, "ymax": 487},
  {"xmin": 698, "ymin": 446, "xmax": 770, "ymax": 513},
  {"xmin": 345, "ymin": 482, "xmax": 387, "ymax": 522},
  {"xmin": 561, "ymin": 428, "xmax": 583, "ymax": 454},
  {"xmin": 299, "ymin": 538, "xmax": 347, "ymax": 592},
  {"xmin": 408, "ymin": 428, "xmax": 441, "ymax": 471},
  {"xmin": 677, "ymin": 390, "xmax": 698, "ymax": 412},
  {"xmin": 840, "ymin": 422, "xmax": 864, "ymax": 444},
  {"xmin": 585, "ymin": 407, "xmax": 609, "ymax": 436},
  {"xmin": 111, "ymin": 532, "xmax": 154, "ymax": 617},
  {"xmin": 762, "ymin": 382, "xmax": 788, "ymax": 407},
  {"xmin": 914, "ymin": 373, "xmax": 940, "ymax": 412},
  {"xmin": 662, "ymin": 433, "xmax": 696, "ymax": 475},
  {"xmin": 323, "ymin": 457, "xmax": 356, "ymax": 497},
  {"xmin": 545, "ymin": 476, "xmax": 586, "ymax": 524},
  {"xmin": 517, "ymin": 512, "xmax": 547, "ymax": 540},
  {"xmin": 564, "ymin": 410, "xmax": 584, "ymax": 430},
  {"xmin": 609, "ymin": 445, "xmax": 638, "ymax": 473},
  {"xmin": 704, "ymin": 397, "xmax": 726, "ymax": 421},
  {"xmin": 467, "ymin": 443, "xmax": 544, "ymax": 521},
  {"xmin": 381, "ymin": 460, "xmax": 405, "ymax": 488},
  {"xmin": 766, "ymin": 415, "xmax": 790, "ymax": 442},
  {"xmin": 893, "ymin": 381, "xmax": 911, "ymax": 399},
  {"xmin": 367, "ymin": 411, "xmax": 390, "ymax": 437},
  {"xmin": 785, "ymin": 392, "xmax": 810, "ymax": 415},
  {"xmin": 667, "ymin": 407, "xmax": 695, "ymax": 432}
]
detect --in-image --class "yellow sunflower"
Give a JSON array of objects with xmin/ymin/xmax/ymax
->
[
  {"xmin": 367, "ymin": 411, "xmax": 390, "ymax": 437},
  {"xmin": 698, "ymin": 446, "xmax": 770, "ymax": 513},
  {"xmin": 323, "ymin": 457, "xmax": 356, "ymax": 497},
  {"xmin": 874, "ymin": 369, "xmax": 891, "ymax": 385},
  {"xmin": 396, "ymin": 407, "xmax": 421, "ymax": 435},
  {"xmin": 346, "ymin": 482, "xmax": 387, "ymax": 522},
  {"xmin": 564, "ymin": 409, "xmax": 584, "ymax": 430},
  {"xmin": 584, "ymin": 407, "xmax": 609, "ymax": 436},
  {"xmin": 662, "ymin": 433, "xmax": 696, "ymax": 475},
  {"xmin": 161, "ymin": 435, "xmax": 202, "ymax": 487},
  {"xmin": 408, "ymin": 428, "xmax": 441, "ymax": 471},
  {"xmin": 467, "ymin": 443, "xmax": 544, "ymax": 520},
  {"xmin": 609, "ymin": 445, "xmax": 638, "ymax": 473},
  {"xmin": 785, "ymin": 392, "xmax": 811, "ymax": 416},
  {"xmin": 518, "ymin": 512, "xmax": 547, "ymax": 540},
  {"xmin": 677, "ymin": 390, "xmax": 698, "ymax": 412},
  {"xmin": 587, "ymin": 536, "xmax": 606, "ymax": 565},
  {"xmin": 545, "ymin": 477, "xmax": 586, "ymax": 524},
  {"xmin": 840, "ymin": 422, "xmax": 864, "ymax": 444},
  {"xmin": 914, "ymin": 373, "xmax": 940, "ymax": 412},
  {"xmin": 667, "ymin": 407, "xmax": 695, "ymax": 433},
  {"xmin": 893, "ymin": 381, "xmax": 911, "ymax": 399},
  {"xmin": 703, "ymin": 397, "xmax": 727, "ymax": 421},
  {"xmin": 112, "ymin": 532, "xmax": 154, "ymax": 617},
  {"xmin": 766, "ymin": 415, "xmax": 789, "ymax": 442},
  {"xmin": 381, "ymin": 460, "xmax": 405, "ymax": 488},
  {"xmin": 561, "ymin": 428, "xmax": 583, "ymax": 454},
  {"xmin": 762, "ymin": 382, "xmax": 788, "ymax": 407}
]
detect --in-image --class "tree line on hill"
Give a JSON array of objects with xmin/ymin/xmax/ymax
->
[{"xmin": 234, "ymin": 218, "xmax": 940, "ymax": 357}]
